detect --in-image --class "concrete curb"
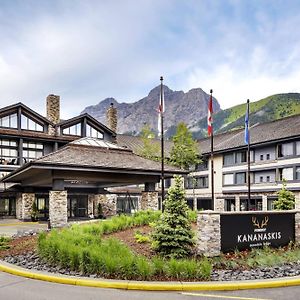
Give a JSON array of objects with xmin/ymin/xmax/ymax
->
[{"xmin": 1, "ymin": 260, "xmax": 300, "ymax": 291}]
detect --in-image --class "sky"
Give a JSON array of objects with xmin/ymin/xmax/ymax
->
[{"xmin": 1, "ymin": 0, "xmax": 300, "ymax": 118}]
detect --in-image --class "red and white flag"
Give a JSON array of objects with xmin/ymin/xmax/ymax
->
[
  {"xmin": 158, "ymin": 86, "xmax": 165, "ymax": 136},
  {"xmin": 207, "ymin": 91, "xmax": 213, "ymax": 136}
]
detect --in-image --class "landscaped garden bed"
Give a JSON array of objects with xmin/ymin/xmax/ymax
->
[{"xmin": 2, "ymin": 210, "xmax": 300, "ymax": 281}]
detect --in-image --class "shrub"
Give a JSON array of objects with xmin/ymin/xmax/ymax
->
[
  {"xmin": 134, "ymin": 230, "xmax": 150, "ymax": 243},
  {"xmin": 274, "ymin": 180, "xmax": 295, "ymax": 210},
  {"xmin": 0, "ymin": 236, "xmax": 11, "ymax": 250},
  {"xmin": 152, "ymin": 176, "xmax": 194, "ymax": 258}
]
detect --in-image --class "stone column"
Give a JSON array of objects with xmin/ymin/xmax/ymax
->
[
  {"xmin": 87, "ymin": 196, "xmax": 94, "ymax": 216},
  {"xmin": 15, "ymin": 193, "xmax": 23, "ymax": 220},
  {"xmin": 21, "ymin": 193, "xmax": 35, "ymax": 221},
  {"xmin": 262, "ymin": 195, "xmax": 268, "ymax": 211},
  {"xmin": 197, "ymin": 211, "xmax": 221, "ymax": 257},
  {"xmin": 235, "ymin": 196, "xmax": 241, "ymax": 212},
  {"xmin": 49, "ymin": 190, "xmax": 68, "ymax": 228},
  {"xmin": 141, "ymin": 182, "xmax": 158, "ymax": 211},
  {"xmin": 90, "ymin": 194, "xmax": 117, "ymax": 217},
  {"xmin": 295, "ymin": 212, "xmax": 300, "ymax": 245},
  {"xmin": 214, "ymin": 197, "xmax": 224, "ymax": 212},
  {"xmin": 294, "ymin": 192, "xmax": 300, "ymax": 210}
]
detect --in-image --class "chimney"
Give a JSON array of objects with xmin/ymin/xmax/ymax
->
[
  {"xmin": 106, "ymin": 103, "xmax": 117, "ymax": 132},
  {"xmin": 46, "ymin": 94, "xmax": 60, "ymax": 135}
]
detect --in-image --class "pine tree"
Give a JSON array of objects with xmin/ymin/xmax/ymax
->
[
  {"xmin": 169, "ymin": 122, "xmax": 201, "ymax": 170},
  {"xmin": 274, "ymin": 180, "xmax": 295, "ymax": 210},
  {"xmin": 151, "ymin": 175, "xmax": 194, "ymax": 258},
  {"xmin": 138, "ymin": 124, "xmax": 160, "ymax": 161}
]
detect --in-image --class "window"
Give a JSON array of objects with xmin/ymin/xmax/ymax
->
[
  {"xmin": 296, "ymin": 167, "xmax": 300, "ymax": 180},
  {"xmin": 21, "ymin": 114, "xmax": 43, "ymax": 131},
  {"xmin": 0, "ymin": 139, "xmax": 18, "ymax": 165},
  {"xmin": 223, "ymin": 173, "xmax": 234, "ymax": 185},
  {"xmin": 224, "ymin": 199, "xmax": 235, "ymax": 211},
  {"xmin": 62, "ymin": 123, "xmax": 81, "ymax": 136},
  {"xmin": 266, "ymin": 176, "xmax": 270, "ymax": 182},
  {"xmin": 282, "ymin": 167, "xmax": 294, "ymax": 181},
  {"xmin": 266, "ymin": 154, "xmax": 270, "ymax": 160},
  {"xmin": 260, "ymin": 176, "xmax": 263, "ymax": 183},
  {"xmin": 278, "ymin": 142, "xmax": 294, "ymax": 157},
  {"xmin": 297, "ymin": 142, "xmax": 300, "ymax": 155},
  {"xmin": 260, "ymin": 154, "xmax": 264, "ymax": 161},
  {"xmin": 22, "ymin": 142, "xmax": 43, "ymax": 162},
  {"xmin": 86, "ymin": 124, "xmax": 104, "ymax": 139},
  {"xmin": 197, "ymin": 198, "xmax": 212, "ymax": 210},
  {"xmin": 195, "ymin": 159, "xmax": 208, "ymax": 171},
  {"xmin": 235, "ymin": 172, "xmax": 246, "ymax": 184},
  {"xmin": 165, "ymin": 178, "xmax": 171, "ymax": 188},
  {"xmin": 186, "ymin": 198, "xmax": 194, "ymax": 210},
  {"xmin": 236, "ymin": 151, "xmax": 247, "ymax": 164},
  {"xmin": 0, "ymin": 113, "xmax": 17, "ymax": 128}
]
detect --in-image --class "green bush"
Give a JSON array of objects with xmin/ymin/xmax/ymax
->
[
  {"xmin": 0, "ymin": 236, "xmax": 11, "ymax": 250},
  {"xmin": 152, "ymin": 176, "xmax": 194, "ymax": 258},
  {"xmin": 274, "ymin": 180, "xmax": 295, "ymax": 210}
]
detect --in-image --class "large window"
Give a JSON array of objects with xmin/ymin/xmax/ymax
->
[
  {"xmin": 185, "ymin": 176, "xmax": 208, "ymax": 189},
  {"xmin": 235, "ymin": 172, "xmax": 246, "ymax": 184},
  {"xmin": 0, "ymin": 113, "xmax": 17, "ymax": 128},
  {"xmin": 296, "ymin": 167, "xmax": 300, "ymax": 180},
  {"xmin": 296, "ymin": 142, "xmax": 300, "ymax": 156},
  {"xmin": 236, "ymin": 151, "xmax": 247, "ymax": 164},
  {"xmin": 278, "ymin": 142, "xmax": 294, "ymax": 157},
  {"xmin": 22, "ymin": 142, "xmax": 43, "ymax": 162},
  {"xmin": 281, "ymin": 167, "xmax": 294, "ymax": 181},
  {"xmin": 86, "ymin": 124, "xmax": 103, "ymax": 139},
  {"xmin": 223, "ymin": 173, "xmax": 234, "ymax": 185},
  {"xmin": 223, "ymin": 153, "xmax": 234, "ymax": 166},
  {"xmin": 195, "ymin": 158, "xmax": 208, "ymax": 171},
  {"xmin": 62, "ymin": 123, "xmax": 81, "ymax": 136},
  {"xmin": 21, "ymin": 114, "xmax": 43, "ymax": 132},
  {"xmin": 0, "ymin": 139, "xmax": 18, "ymax": 165}
]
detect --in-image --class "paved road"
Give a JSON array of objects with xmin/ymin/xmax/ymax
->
[{"xmin": 1, "ymin": 272, "xmax": 300, "ymax": 300}]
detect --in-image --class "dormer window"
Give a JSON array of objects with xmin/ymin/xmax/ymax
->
[
  {"xmin": 62, "ymin": 123, "xmax": 81, "ymax": 136},
  {"xmin": 21, "ymin": 114, "xmax": 43, "ymax": 132},
  {"xmin": 0, "ymin": 113, "xmax": 17, "ymax": 129},
  {"xmin": 86, "ymin": 124, "xmax": 103, "ymax": 139}
]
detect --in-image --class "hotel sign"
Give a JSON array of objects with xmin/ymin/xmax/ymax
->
[{"xmin": 220, "ymin": 213, "xmax": 295, "ymax": 252}]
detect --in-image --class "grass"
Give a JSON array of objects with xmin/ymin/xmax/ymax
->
[
  {"xmin": 0, "ymin": 236, "xmax": 10, "ymax": 250},
  {"xmin": 37, "ymin": 210, "xmax": 211, "ymax": 281}
]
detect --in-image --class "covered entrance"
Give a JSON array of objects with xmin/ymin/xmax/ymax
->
[{"xmin": 1, "ymin": 138, "xmax": 186, "ymax": 227}]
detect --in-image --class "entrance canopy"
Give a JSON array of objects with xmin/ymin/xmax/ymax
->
[{"xmin": 1, "ymin": 137, "xmax": 186, "ymax": 190}]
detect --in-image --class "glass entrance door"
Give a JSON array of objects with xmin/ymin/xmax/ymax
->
[
  {"xmin": 68, "ymin": 195, "xmax": 88, "ymax": 218},
  {"xmin": 0, "ymin": 197, "xmax": 16, "ymax": 217}
]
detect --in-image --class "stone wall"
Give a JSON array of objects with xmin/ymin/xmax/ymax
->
[
  {"xmin": 214, "ymin": 198, "xmax": 224, "ymax": 211},
  {"xmin": 46, "ymin": 94, "xmax": 60, "ymax": 124},
  {"xmin": 49, "ymin": 191, "xmax": 67, "ymax": 228},
  {"xmin": 140, "ymin": 192, "xmax": 158, "ymax": 210},
  {"xmin": 87, "ymin": 196, "xmax": 94, "ymax": 216},
  {"xmin": 89, "ymin": 194, "xmax": 117, "ymax": 217},
  {"xmin": 21, "ymin": 193, "xmax": 35, "ymax": 221},
  {"xmin": 197, "ymin": 212, "xmax": 221, "ymax": 257},
  {"xmin": 295, "ymin": 212, "xmax": 300, "ymax": 245},
  {"xmin": 16, "ymin": 193, "xmax": 22, "ymax": 219}
]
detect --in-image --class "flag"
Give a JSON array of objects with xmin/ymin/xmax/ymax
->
[
  {"xmin": 157, "ymin": 84, "xmax": 165, "ymax": 136},
  {"xmin": 207, "ymin": 91, "xmax": 213, "ymax": 136},
  {"xmin": 245, "ymin": 100, "xmax": 249, "ymax": 144}
]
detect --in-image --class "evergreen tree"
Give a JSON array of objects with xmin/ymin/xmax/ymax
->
[
  {"xmin": 274, "ymin": 180, "xmax": 295, "ymax": 210},
  {"xmin": 169, "ymin": 122, "xmax": 201, "ymax": 169},
  {"xmin": 151, "ymin": 175, "xmax": 194, "ymax": 258},
  {"xmin": 138, "ymin": 124, "xmax": 160, "ymax": 161}
]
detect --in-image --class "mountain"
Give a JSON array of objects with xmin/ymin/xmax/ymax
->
[
  {"xmin": 189, "ymin": 93, "xmax": 300, "ymax": 139},
  {"xmin": 82, "ymin": 85, "xmax": 221, "ymax": 136}
]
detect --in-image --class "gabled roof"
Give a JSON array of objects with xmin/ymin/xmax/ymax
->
[
  {"xmin": 0, "ymin": 102, "xmax": 54, "ymax": 125},
  {"xmin": 57, "ymin": 113, "xmax": 116, "ymax": 136},
  {"xmin": 198, "ymin": 113, "xmax": 300, "ymax": 154}
]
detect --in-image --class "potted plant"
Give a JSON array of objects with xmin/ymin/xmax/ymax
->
[
  {"xmin": 31, "ymin": 202, "xmax": 38, "ymax": 222},
  {"xmin": 97, "ymin": 202, "xmax": 105, "ymax": 219}
]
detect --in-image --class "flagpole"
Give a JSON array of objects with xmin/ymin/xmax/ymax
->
[
  {"xmin": 210, "ymin": 89, "xmax": 215, "ymax": 210},
  {"xmin": 246, "ymin": 99, "xmax": 251, "ymax": 209},
  {"xmin": 160, "ymin": 76, "xmax": 165, "ymax": 211}
]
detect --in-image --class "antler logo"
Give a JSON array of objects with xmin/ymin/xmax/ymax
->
[{"xmin": 252, "ymin": 216, "xmax": 269, "ymax": 229}]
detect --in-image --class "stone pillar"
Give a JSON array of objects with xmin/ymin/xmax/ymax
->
[
  {"xmin": 15, "ymin": 193, "xmax": 23, "ymax": 219},
  {"xmin": 49, "ymin": 191, "xmax": 68, "ymax": 228},
  {"xmin": 21, "ymin": 193, "xmax": 35, "ymax": 221},
  {"xmin": 141, "ymin": 192, "xmax": 159, "ymax": 210},
  {"xmin": 214, "ymin": 198, "xmax": 224, "ymax": 212},
  {"xmin": 88, "ymin": 196, "xmax": 94, "ymax": 216},
  {"xmin": 106, "ymin": 103, "xmax": 117, "ymax": 132},
  {"xmin": 197, "ymin": 211, "xmax": 221, "ymax": 257},
  {"xmin": 295, "ymin": 212, "xmax": 300, "ymax": 245},
  {"xmin": 235, "ymin": 196, "xmax": 241, "ymax": 212},
  {"xmin": 294, "ymin": 192, "xmax": 300, "ymax": 210},
  {"xmin": 262, "ymin": 195, "xmax": 268, "ymax": 211},
  {"xmin": 90, "ymin": 194, "xmax": 117, "ymax": 217}
]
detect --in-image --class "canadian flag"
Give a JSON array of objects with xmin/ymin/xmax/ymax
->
[
  {"xmin": 207, "ymin": 90, "xmax": 213, "ymax": 136},
  {"xmin": 157, "ymin": 86, "xmax": 165, "ymax": 136}
]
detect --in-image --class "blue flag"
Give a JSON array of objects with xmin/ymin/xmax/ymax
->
[{"xmin": 244, "ymin": 101, "xmax": 249, "ymax": 144}]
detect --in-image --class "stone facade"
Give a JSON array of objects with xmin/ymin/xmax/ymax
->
[
  {"xmin": 106, "ymin": 103, "xmax": 117, "ymax": 132},
  {"xmin": 214, "ymin": 198, "xmax": 224, "ymax": 211},
  {"xmin": 21, "ymin": 193, "xmax": 35, "ymax": 220},
  {"xmin": 89, "ymin": 194, "xmax": 117, "ymax": 217},
  {"xmin": 49, "ymin": 191, "xmax": 67, "ymax": 228},
  {"xmin": 141, "ymin": 191, "xmax": 159, "ymax": 210},
  {"xmin": 15, "ymin": 193, "xmax": 22, "ymax": 219},
  {"xmin": 87, "ymin": 196, "xmax": 94, "ymax": 216},
  {"xmin": 197, "ymin": 212, "xmax": 221, "ymax": 257},
  {"xmin": 295, "ymin": 212, "xmax": 300, "ymax": 245}
]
